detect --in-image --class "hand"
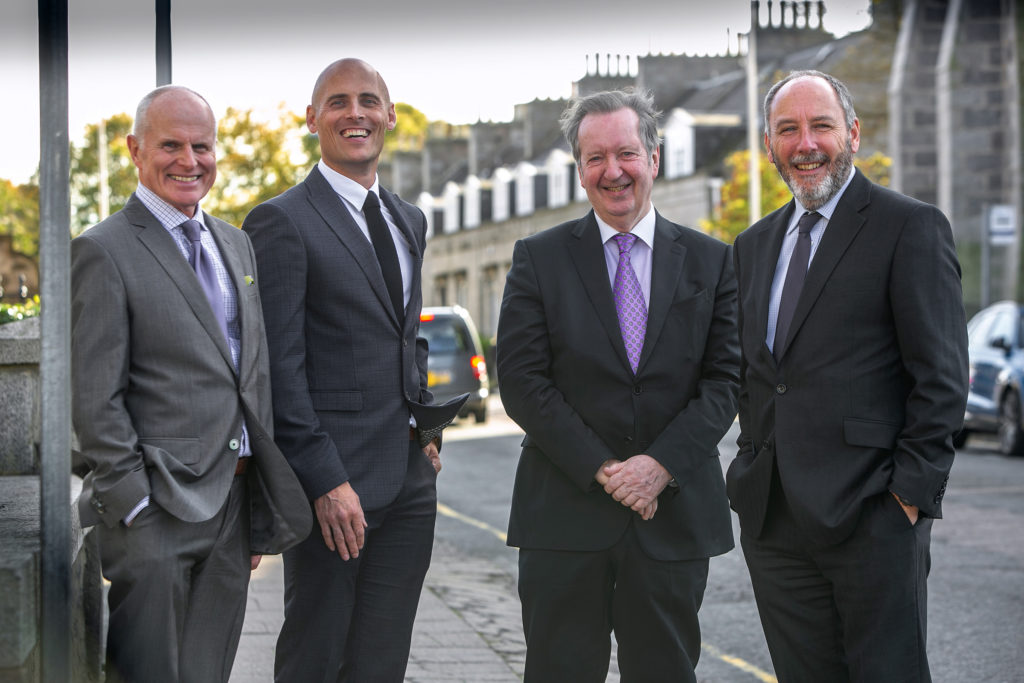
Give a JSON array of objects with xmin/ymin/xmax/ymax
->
[
  {"xmin": 314, "ymin": 482, "xmax": 367, "ymax": 561},
  {"xmin": 595, "ymin": 459, "xmax": 620, "ymax": 487},
  {"xmin": 250, "ymin": 554, "xmax": 262, "ymax": 571},
  {"xmin": 423, "ymin": 440, "xmax": 441, "ymax": 473},
  {"xmin": 891, "ymin": 491, "xmax": 919, "ymax": 525},
  {"xmin": 639, "ymin": 497, "xmax": 658, "ymax": 521},
  {"xmin": 602, "ymin": 454, "xmax": 672, "ymax": 516}
]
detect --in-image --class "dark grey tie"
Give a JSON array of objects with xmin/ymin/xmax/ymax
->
[
  {"xmin": 180, "ymin": 219, "xmax": 228, "ymax": 342},
  {"xmin": 362, "ymin": 191, "xmax": 405, "ymax": 320},
  {"xmin": 773, "ymin": 211, "xmax": 821, "ymax": 358}
]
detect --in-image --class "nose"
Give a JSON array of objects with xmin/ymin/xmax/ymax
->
[
  {"xmin": 796, "ymin": 124, "xmax": 818, "ymax": 153},
  {"xmin": 176, "ymin": 146, "xmax": 197, "ymax": 167}
]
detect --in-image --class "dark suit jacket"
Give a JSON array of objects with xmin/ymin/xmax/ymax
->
[
  {"xmin": 497, "ymin": 210, "xmax": 739, "ymax": 562},
  {"xmin": 71, "ymin": 195, "xmax": 311, "ymax": 555},
  {"xmin": 728, "ymin": 170, "xmax": 969, "ymax": 545},
  {"xmin": 242, "ymin": 167, "xmax": 432, "ymax": 510}
]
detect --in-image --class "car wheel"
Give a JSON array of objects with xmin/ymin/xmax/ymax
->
[
  {"xmin": 952, "ymin": 428, "xmax": 968, "ymax": 449},
  {"xmin": 998, "ymin": 390, "xmax": 1024, "ymax": 456},
  {"xmin": 474, "ymin": 405, "xmax": 488, "ymax": 424}
]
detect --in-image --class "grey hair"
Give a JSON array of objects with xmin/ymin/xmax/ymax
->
[
  {"xmin": 763, "ymin": 70, "xmax": 857, "ymax": 134},
  {"xmin": 560, "ymin": 89, "xmax": 662, "ymax": 163},
  {"xmin": 132, "ymin": 85, "xmax": 214, "ymax": 138}
]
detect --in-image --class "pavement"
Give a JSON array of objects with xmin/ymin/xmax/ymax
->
[{"xmin": 228, "ymin": 395, "xmax": 534, "ymax": 683}]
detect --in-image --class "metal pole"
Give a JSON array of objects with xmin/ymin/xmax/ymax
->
[
  {"xmin": 38, "ymin": 0, "xmax": 72, "ymax": 680},
  {"xmin": 981, "ymin": 208, "xmax": 990, "ymax": 308},
  {"xmin": 747, "ymin": 1, "xmax": 762, "ymax": 225},
  {"xmin": 156, "ymin": 0, "xmax": 172, "ymax": 85}
]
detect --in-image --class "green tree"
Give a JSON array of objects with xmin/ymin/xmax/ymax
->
[
  {"xmin": 702, "ymin": 149, "xmax": 893, "ymax": 243},
  {"xmin": 69, "ymin": 113, "xmax": 135, "ymax": 235},
  {"xmin": 387, "ymin": 102, "xmax": 429, "ymax": 155},
  {"xmin": 0, "ymin": 177, "xmax": 40, "ymax": 259},
  {"xmin": 204, "ymin": 105, "xmax": 312, "ymax": 227}
]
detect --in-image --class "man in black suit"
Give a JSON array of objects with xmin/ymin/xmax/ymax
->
[
  {"xmin": 496, "ymin": 89, "xmax": 740, "ymax": 683},
  {"xmin": 728, "ymin": 70, "xmax": 968, "ymax": 682},
  {"xmin": 242, "ymin": 58, "xmax": 439, "ymax": 682}
]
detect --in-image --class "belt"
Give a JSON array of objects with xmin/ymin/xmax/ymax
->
[{"xmin": 235, "ymin": 457, "xmax": 249, "ymax": 476}]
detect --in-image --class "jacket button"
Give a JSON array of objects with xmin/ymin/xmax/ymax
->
[
  {"xmin": 762, "ymin": 440, "xmax": 771, "ymax": 450},
  {"xmin": 403, "ymin": 339, "xmax": 409, "ymax": 347},
  {"xmin": 633, "ymin": 385, "xmax": 643, "ymax": 395},
  {"xmin": 776, "ymin": 384, "xmax": 788, "ymax": 394},
  {"xmin": 91, "ymin": 498, "xmax": 106, "ymax": 514},
  {"xmin": 229, "ymin": 439, "xmax": 240, "ymax": 451}
]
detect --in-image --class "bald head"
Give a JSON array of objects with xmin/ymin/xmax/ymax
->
[
  {"xmin": 311, "ymin": 58, "xmax": 390, "ymax": 110},
  {"xmin": 133, "ymin": 85, "xmax": 215, "ymax": 143}
]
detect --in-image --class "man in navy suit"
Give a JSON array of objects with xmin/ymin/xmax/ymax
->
[
  {"xmin": 728, "ymin": 70, "xmax": 968, "ymax": 682},
  {"xmin": 243, "ymin": 59, "xmax": 438, "ymax": 682},
  {"xmin": 497, "ymin": 89, "xmax": 739, "ymax": 682}
]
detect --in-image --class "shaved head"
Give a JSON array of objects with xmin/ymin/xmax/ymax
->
[{"xmin": 311, "ymin": 58, "xmax": 390, "ymax": 109}]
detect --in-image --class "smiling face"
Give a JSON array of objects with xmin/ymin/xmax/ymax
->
[
  {"xmin": 127, "ymin": 89, "xmax": 217, "ymax": 217},
  {"xmin": 765, "ymin": 75, "xmax": 860, "ymax": 210},
  {"xmin": 307, "ymin": 59, "xmax": 396, "ymax": 188},
  {"xmin": 577, "ymin": 107, "xmax": 659, "ymax": 233}
]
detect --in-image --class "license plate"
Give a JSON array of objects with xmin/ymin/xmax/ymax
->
[{"xmin": 428, "ymin": 371, "xmax": 451, "ymax": 387}]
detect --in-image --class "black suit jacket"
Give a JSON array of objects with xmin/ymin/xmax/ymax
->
[
  {"xmin": 728, "ymin": 170, "xmax": 969, "ymax": 545},
  {"xmin": 242, "ymin": 167, "xmax": 432, "ymax": 510},
  {"xmin": 497, "ymin": 210, "xmax": 739, "ymax": 562}
]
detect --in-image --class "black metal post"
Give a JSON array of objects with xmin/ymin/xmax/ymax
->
[
  {"xmin": 156, "ymin": 0, "xmax": 172, "ymax": 85},
  {"xmin": 38, "ymin": 0, "xmax": 71, "ymax": 680}
]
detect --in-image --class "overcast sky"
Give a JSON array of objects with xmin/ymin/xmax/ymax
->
[{"xmin": 1, "ymin": 0, "xmax": 871, "ymax": 183}]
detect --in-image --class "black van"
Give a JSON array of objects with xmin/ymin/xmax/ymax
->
[{"xmin": 419, "ymin": 306, "xmax": 490, "ymax": 423}]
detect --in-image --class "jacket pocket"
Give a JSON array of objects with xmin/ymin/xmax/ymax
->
[
  {"xmin": 843, "ymin": 417, "xmax": 900, "ymax": 450},
  {"xmin": 138, "ymin": 437, "xmax": 202, "ymax": 466},
  {"xmin": 310, "ymin": 390, "xmax": 363, "ymax": 412}
]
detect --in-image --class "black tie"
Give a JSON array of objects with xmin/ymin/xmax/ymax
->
[
  {"xmin": 773, "ymin": 211, "xmax": 821, "ymax": 358},
  {"xmin": 362, "ymin": 191, "xmax": 405, "ymax": 320}
]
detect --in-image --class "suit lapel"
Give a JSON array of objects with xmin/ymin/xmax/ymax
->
[
  {"xmin": 640, "ymin": 213, "xmax": 687, "ymax": 373},
  {"xmin": 381, "ymin": 187, "xmax": 422, "ymax": 333},
  {"xmin": 753, "ymin": 204, "xmax": 794, "ymax": 364},
  {"xmin": 775, "ymin": 170, "xmax": 870, "ymax": 360},
  {"xmin": 127, "ymin": 198, "xmax": 234, "ymax": 369},
  {"xmin": 567, "ymin": 213, "xmax": 634, "ymax": 375},
  {"xmin": 206, "ymin": 218, "xmax": 255, "ymax": 385},
  {"xmin": 303, "ymin": 168, "xmax": 401, "ymax": 329}
]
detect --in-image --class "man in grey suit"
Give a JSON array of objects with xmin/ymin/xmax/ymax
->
[
  {"xmin": 242, "ymin": 58, "xmax": 439, "ymax": 682},
  {"xmin": 729, "ymin": 70, "xmax": 968, "ymax": 681},
  {"xmin": 71, "ymin": 86, "xmax": 311, "ymax": 683}
]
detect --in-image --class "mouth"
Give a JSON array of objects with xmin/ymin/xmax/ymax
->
[
  {"xmin": 603, "ymin": 182, "xmax": 630, "ymax": 193},
  {"xmin": 342, "ymin": 129, "xmax": 370, "ymax": 138},
  {"xmin": 791, "ymin": 154, "xmax": 828, "ymax": 173},
  {"xmin": 169, "ymin": 174, "xmax": 200, "ymax": 183}
]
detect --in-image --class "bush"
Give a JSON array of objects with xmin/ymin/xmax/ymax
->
[{"xmin": 0, "ymin": 296, "xmax": 40, "ymax": 324}]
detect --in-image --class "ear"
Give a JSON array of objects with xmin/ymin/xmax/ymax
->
[
  {"xmin": 848, "ymin": 118, "xmax": 861, "ymax": 154},
  {"xmin": 763, "ymin": 131, "xmax": 774, "ymax": 165},
  {"xmin": 305, "ymin": 105, "xmax": 318, "ymax": 134},
  {"xmin": 387, "ymin": 103, "xmax": 397, "ymax": 132},
  {"xmin": 651, "ymin": 146, "xmax": 660, "ymax": 177},
  {"xmin": 126, "ymin": 134, "xmax": 141, "ymax": 168}
]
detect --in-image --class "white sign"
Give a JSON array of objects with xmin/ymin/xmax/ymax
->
[{"xmin": 988, "ymin": 205, "xmax": 1017, "ymax": 246}]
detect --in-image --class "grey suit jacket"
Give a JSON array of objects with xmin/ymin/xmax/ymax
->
[
  {"xmin": 71, "ymin": 194, "xmax": 311, "ymax": 554},
  {"xmin": 728, "ymin": 170, "xmax": 969, "ymax": 545},
  {"xmin": 497, "ymin": 210, "xmax": 739, "ymax": 562},
  {"xmin": 242, "ymin": 167, "xmax": 433, "ymax": 510}
]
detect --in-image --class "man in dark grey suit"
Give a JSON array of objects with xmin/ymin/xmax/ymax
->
[
  {"xmin": 496, "ymin": 90, "xmax": 739, "ymax": 682},
  {"xmin": 71, "ymin": 85, "xmax": 311, "ymax": 683},
  {"xmin": 242, "ymin": 58, "xmax": 438, "ymax": 682},
  {"xmin": 729, "ymin": 70, "xmax": 968, "ymax": 682}
]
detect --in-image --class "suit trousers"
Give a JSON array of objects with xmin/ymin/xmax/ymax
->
[
  {"xmin": 518, "ymin": 519, "xmax": 709, "ymax": 683},
  {"xmin": 274, "ymin": 442, "xmax": 437, "ymax": 683},
  {"xmin": 741, "ymin": 466, "xmax": 933, "ymax": 683},
  {"xmin": 97, "ymin": 473, "xmax": 250, "ymax": 683}
]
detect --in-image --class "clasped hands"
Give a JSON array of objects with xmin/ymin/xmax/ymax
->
[
  {"xmin": 596, "ymin": 454, "xmax": 672, "ymax": 521},
  {"xmin": 314, "ymin": 441, "xmax": 442, "ymax": 561}
]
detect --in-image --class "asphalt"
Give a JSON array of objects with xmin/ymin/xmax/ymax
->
[{"xmin": 228, "ymin": 395, "xmax": 539, "ymax": 683}]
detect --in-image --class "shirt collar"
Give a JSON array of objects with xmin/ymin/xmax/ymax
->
[
  {"xmin": 596, "ymin": 205, "xmax": 656, "ymax": 249},
  {"xmin": 318, "ymin": 159, "xmax": 380, "ymax": 209},
  {"xmin": 135, "ymin": 183, "xmax": 206, "ymax": 231},
  {"xmin": 788, "ymin": 166, "xmax": 856, "ymax": 233}
]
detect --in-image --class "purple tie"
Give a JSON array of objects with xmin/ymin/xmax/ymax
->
[
  {"xmin": 180, "ymin": 219, "xmax": 228, "ymax": 342},
  {"xmin": 773, "ymin": 211, "xmax": 821, "ymax": 358},
  {"xmin": 612, "ymin": 233, "xmax": 647, "ymax": 374}
]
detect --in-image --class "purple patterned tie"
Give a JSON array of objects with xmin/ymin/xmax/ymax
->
[
  {"xmin": 180, "ymin": 219, "xmax": 229, "ymax": 342},
  {"xmin": 612, "ymin": 233, "xmax": 647, "ymax": 374}
]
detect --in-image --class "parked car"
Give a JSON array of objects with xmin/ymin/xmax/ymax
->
[
  {"xmin": 957, "ymin": 300, "xmax": 1024, "ymax": 455},
  {"xmin": 419, "ymin": 305, "xmax": 490, "ymax": 423}
]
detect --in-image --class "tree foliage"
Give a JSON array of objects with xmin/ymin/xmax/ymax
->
[
  {"xmin": 69, "ymin": 113, "xmax": 135, "ymax": 235},
  {"xmin": 0, "ymin": 178, "xmax": 40, "ymax": 258},
  {"xmin": 702, "ymin": 149, "xmax": 893, "ymax": 243}
]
